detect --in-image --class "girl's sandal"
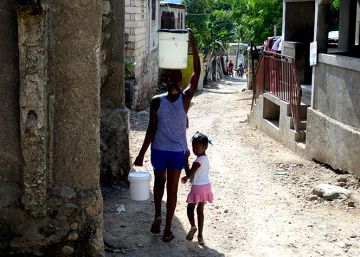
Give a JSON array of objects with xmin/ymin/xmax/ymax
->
[
  {"xmin": 186, "ymin": 226, "xmax": 197, "ymax": 241},
  {"xmin": 198, "ymin": 236, "xmax": 205, "ymax": 245},
  {"xmin": 150, "ymin": 217, "xmax": 161, "ymax": 234},
  {"xmin": 162, "ymin": 231, "xmax": 174, "ymax": 242}
]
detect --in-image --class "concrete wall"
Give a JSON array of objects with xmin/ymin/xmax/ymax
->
[
  {"xmin": 248, "ymin": 93, "xmax": 307, "ymax": 157},
  {"xmin": 130, "ymin": 49, "xmax": 159, "ymax": 110},
  {"xmin": 312, "ymin": 54, "xmax": 360, "ymax": 128},
  {"xmin": 307, "ymin": 53, "xmax": 360, "ymax": 175},
  {"xmin": 307, "ymin": 108, "xmax": 360, "ymax": 175},
  {"xmin": 0, "ymin": 1, "xmax": 105, "ymax": 255}
]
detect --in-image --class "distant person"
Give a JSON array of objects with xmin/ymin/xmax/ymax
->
[
  {"xmin": 236, "ymin": 63, "xmax": 244, "ymax": 78},
  {"xmin": 134, "ymin": 29, "xmax": 200, "ymax": 242},
  {"xmin": 181, "ymin": 132, "xmax": 214, "ymax": 246},
  {"xmin": 225, "ymin": 59, "xmax": 229, "ymax": 75},
  {"xmin": 228, "ymin": 60, "xmax": 234, "ymax": 77}
]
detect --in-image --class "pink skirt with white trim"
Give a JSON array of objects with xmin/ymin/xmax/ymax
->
[{"xmin": 186, "ymin": 183, "xmax": 214, "ymax": 204}]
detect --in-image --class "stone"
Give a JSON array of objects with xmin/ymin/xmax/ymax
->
[
  {"xmin": 103, "ymin": 234, "xmax": 127, "ymax": 250},
  {"xmin": 348, "ymin": 201, "xmax": 355, "ymax": 207},
  {"xmin": 70, "ymin": 223, "xmax": 79, "ymax": 231},
  {"xmin": 306, "ymin": 195, "xmax": 318, "ymax": 201},
  {"xmin": 66, "ymin": 232, "xmax": 79, "ymax": 241},
  {"xmin": 61, "ymin": 245, "xmax": 74, "ymax": 256},
  {"xmin": 59, "ymin": 187, "xmax": 76, "ymax": 200},
  {"xmin": 337, "ymin": 177, "xmax": 348, "ymax": 183},
  {"xmin": 312, "ymin": 184, "xmax": 351, "ymax": 201},
  {"xmin": 337, "ymin": 182, "xmax": 347, "ymax": 187}
]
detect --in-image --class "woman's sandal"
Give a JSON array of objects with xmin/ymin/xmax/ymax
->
[
  {"xmin": 186, "ymin": 226, "xmax": 197, "ymax": 241},
  {"xmin": 150, "ymin": 217, "xmax": 161, "ymax": 234},
  {"xmin": 162, "ymin": 231, "xmax": 175, "ymax": 242},
  {"xmin": 198, "ymin": 235, "xmax": 205, "ymax": 245}
]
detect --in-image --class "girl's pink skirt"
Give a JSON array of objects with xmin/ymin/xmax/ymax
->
[{"xmin": 186, "ymin": 183, "xmax": 214, "ymax": 204}]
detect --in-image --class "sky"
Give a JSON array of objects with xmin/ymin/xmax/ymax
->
[{"xmin": 160, "ymin": 0, "xmax": 182, "ymax": 4}]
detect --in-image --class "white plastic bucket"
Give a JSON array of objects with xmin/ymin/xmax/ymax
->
[
  {"xmin": 128, "ymin": 171, "xmax": 151, "ymax": 201},
  {"xmin": 159, "ymin": 29, "xmax": 189, "ymax": 69}
]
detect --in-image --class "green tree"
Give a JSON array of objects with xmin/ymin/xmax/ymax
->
[
  {"xmin": 231, "ymin": 0, "xmax": 282, "ymax": 45},
  {"xmin": 183, "ymin": 0, "xmax": 236, "ymax": 55},
  {"xmin": 182, "ymin": 0, "xmax": 211, "ymax": 47}
]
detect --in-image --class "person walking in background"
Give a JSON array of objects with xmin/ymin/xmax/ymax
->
[
  {"xmin": 181, "ymin": 132, "xmax": 214, "ymax": 245},
  {"xmin": 236, "ymin": 63, "xmax": 244, "ymax": 78},
  {"xmin": 228, "ymin": 60, "xmax": 234, "ymax": 77},
  {"xmin": 134, "ymin": 29, "xmax": 200, "ymax": 242}
]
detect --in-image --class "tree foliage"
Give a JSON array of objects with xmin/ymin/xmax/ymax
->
[
  {"xmin": 231, "ymin": 0, "xmax": 282, "ymax": 45},
  {"xmin": 183, "ymin": 0, "xmax": 283, "ymax": 53},
  {"xmin": 183, "ymin": 0, "xmax": 236, "ymax": 55}
]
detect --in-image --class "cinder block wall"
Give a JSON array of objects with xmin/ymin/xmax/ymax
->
[{"xmin": 125, "ymin": 0, "xmax": 159, "ymax": 110}]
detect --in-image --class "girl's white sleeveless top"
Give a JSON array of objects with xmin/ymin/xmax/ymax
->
[{"xmin": 191, "ymin": 155, "xmax": 210, "ymax": 185}]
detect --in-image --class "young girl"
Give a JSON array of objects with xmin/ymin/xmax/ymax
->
[{"xmin": 181, "ymin": 132, "xmax": 214, "ymax": 245}]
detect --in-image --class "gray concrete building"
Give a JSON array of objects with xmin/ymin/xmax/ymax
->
[
  {"xmin": 249, "ymin": 0, "xmax": 360, "ymax": 176},
  {"xmin": 0, "ymin": 0, "xmax": 129, "ymax": 255}
]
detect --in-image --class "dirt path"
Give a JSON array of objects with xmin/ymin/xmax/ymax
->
[{"xmin": 104, "ymin": 77, "xmax": 360, "ymax": 257}]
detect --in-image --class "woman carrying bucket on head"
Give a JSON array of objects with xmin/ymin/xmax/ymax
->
[{"xmin": 134, "ymin": 29, "xmax": 200, "ymax": 242}]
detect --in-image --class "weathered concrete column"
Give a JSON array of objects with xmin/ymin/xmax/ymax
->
[
  {"xmin": 17, "ymin": 0, "xmax": 50, "ymax": 218},
  {"xmin": 311, "ymin": 0, "xmax": 330, "ymax": 108},
  {"xmin": 48, "ymin": 0, "xmax": 104, "ymax": 256},
  {"xmin": 314, "ymin": 0, "xmax": 331, "ymax": 53},
  {"xmin": 100, "ymin": 0, "xmax": 131, "ymax": 184},
  {"xmin": 338, "ymin": 0, "xmax": 351, "ymax": 51}
]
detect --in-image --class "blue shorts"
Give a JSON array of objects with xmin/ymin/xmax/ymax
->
[{"xmin": 151, "ymin": 149, "xmax": 184, "ymax": 171}]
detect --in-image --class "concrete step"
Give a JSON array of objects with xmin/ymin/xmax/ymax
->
[
  {"xmin": 286, "ymin": 116, "xmax": 307, "ymax": 130},
  {"xmin": 296, "ymin": 141, "xmax": 306, "ymax": 150},
  {"xmin": 290, "ymin": 129, "xmax": 307, "ymax": 142},
  {"xmin": 299, "ymin": 104, "xmax": 309, "ymax": 119}
]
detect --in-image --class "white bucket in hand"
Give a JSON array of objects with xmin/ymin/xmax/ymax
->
[
  {"xmin": 159, "ymin": 29, "xmax": 189, "ymax": 69},
  {"xmin": 128, "ymin": 171, "xmax": 151, "ymax": 201}
]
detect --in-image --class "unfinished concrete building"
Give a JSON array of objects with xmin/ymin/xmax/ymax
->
[{"xmin": 249, "ymin": 0, "xmax": 360, "ymax": 175}]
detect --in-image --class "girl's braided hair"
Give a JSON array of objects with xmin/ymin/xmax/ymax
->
[{"xmin": 191, "ymin": 131, "xmax": 212, "ymax": 146}]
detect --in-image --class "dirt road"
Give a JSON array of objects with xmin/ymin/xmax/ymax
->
[{"xmin": 104, "ymin": 77, "xmax": 360, "ymax": 257}]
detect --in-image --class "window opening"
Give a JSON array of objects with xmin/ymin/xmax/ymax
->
[{"xmin": 152, "ymin": 0, "xmax": 156, "ymax": 21}]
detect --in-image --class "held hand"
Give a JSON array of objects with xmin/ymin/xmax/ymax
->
[
  {"xmin": 133, "ymin": 154, "xmax": 144, "ymax": 167},
  {"xmin": 181, "ymin": 176, "xmax": 189, "ymax": 184},
  {"xmin": 184, "ymin": 150, "xmax": 190, "ymax": 160}
]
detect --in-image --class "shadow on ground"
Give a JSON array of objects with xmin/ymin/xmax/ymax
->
[{"xmin": 103, "ymin": 186, "xmax": 225, "ymax": 257}]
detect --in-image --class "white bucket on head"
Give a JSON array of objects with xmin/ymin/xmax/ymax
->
[
  {"xmin": 159, "ymin": 29, "xmax": 189, "ymax": 69},
  {"xmin": 128, "ymin": 171, "xmax": 151, "ymax": 201}
]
